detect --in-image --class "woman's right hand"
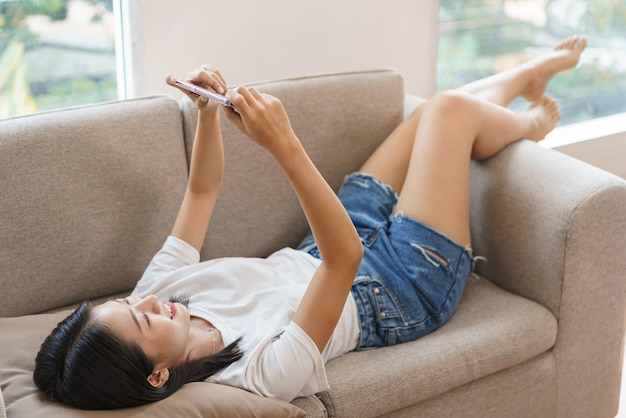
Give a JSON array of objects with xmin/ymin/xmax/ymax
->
[
  {"xmin": 227, "ymin": 86, "xmax": 362, "ymax": 354},
  {"xmin": 165, "ymin": 65, "xmax": 228, "ymax": 112},
  {"xmin": 224, "ymin": 86, "xmax": 298, "ymax": 158}
]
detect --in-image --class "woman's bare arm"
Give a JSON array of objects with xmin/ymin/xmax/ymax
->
[
  {"xmin": 226, "ymin": 86, "xmax": 363, "ymax": 351},
  {"xmin": 167, "ymin": 66, "xmax": 227, "ymax": 252}
]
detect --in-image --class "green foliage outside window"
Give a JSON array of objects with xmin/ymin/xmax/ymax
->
[
  {"xmin": 0, "ymin": 0, "xmax": 116, "ymax": 119},
  {"xmin": 438, "ymin": 0, "xmax": 626, "ymax": 126}
]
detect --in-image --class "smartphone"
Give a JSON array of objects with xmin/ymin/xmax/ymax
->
[{"xmin": 173, "ymin": 78, "xmax": 235, "ymax": 109}]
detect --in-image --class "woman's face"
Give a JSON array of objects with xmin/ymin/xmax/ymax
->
[{"xmin": 92, "ymin": 295, "xmax": 192, "ymax": 370}]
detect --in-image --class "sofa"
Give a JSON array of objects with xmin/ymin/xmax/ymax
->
[{"xmin": 1, "ymin": 69, "xmax": 625, "ymax": 418}]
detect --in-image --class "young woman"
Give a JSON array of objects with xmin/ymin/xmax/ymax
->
[{"xmin": 34, "ymin": 36, "xmax": 587, "ymax": 410}]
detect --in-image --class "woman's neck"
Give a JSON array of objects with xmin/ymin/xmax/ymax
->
[{"xmin": 187, "ymin": 316, "xmax": 224, "ymax": 359}]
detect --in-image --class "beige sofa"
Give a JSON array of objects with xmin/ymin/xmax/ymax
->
[{"xmin": 1, "ymin": 69, "xmax": 625, "ymax": 418}]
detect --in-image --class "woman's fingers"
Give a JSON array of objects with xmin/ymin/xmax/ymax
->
[
  {"xmin": 166, "ymin": 65, "xmax": 231, "ymax": 110},
  {"xmin": 229, "ymin": 86, "xmax": 271, "ymax": 114},
  {"xmin": 234, "ymin": 85, "xmax": 257, "ymax": 105},
  {"xmin": 224, "ymin": 106, "xmax": 244, "ymax": 129},
  {"xmin": 248, "ymin": 87, "xmax": 264, "ymax": 101},
  {"xmin": 225, "ymin": 85, "xmax": 296, "ymax": 156},
  {"xmin": 226, "ymin": 87, "xmax": 252, "ymax": 115},
  {"xmin": 165, "ymin": 75, "xmax": 203, "ymax": 102},
  {"xmin": 193, "ymin": 65, "xmax": 227, "ymax": 95}
]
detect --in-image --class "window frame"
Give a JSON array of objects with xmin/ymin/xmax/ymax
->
[
  {"xmin": 113, "ymin": 0, "xmax": 132, "ymax": 100},
  {"xmin": 542, "ymin": 112, "xmax": 626, "ymax": 149}
]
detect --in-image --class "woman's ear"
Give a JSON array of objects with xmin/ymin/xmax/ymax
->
[{"xmin": 147, "ymin": 368, "xmax": 169, "ymax": 388}]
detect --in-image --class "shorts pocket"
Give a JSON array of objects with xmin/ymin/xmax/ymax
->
[{"xmin": 369, "ymin": 280, "xmax": 408, "ymax": 327}]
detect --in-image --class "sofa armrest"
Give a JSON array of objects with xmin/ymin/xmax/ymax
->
[{"xmin": 469, "ymin": 140, "xmax": 626, "ymax": 418}]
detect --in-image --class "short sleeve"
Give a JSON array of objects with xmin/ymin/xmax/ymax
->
[
  {"xmin": 236, "ymin": 322, "xmax": 330, "ymax": 402},
  {"xmin": 134, "ymin": 236, "xmax": 200, "ymax": 290}
]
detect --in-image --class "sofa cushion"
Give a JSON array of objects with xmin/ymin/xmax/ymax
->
[
  {"xmin": 180, "ymin": 69, "xmax": 405, "ymax": 260},
  {"xmin": 0, "ymin": 278, "xmax": 555, "ymax": 418},
  {"xmin": 0, "ymin": 311, "xmax": 305, "ymax": 418},
  {"xmin": 320, "ymin": 277, "xmax": 558, "ymax": 417},
  {"xmin": 0, "ymin": 386, "xmax": 5, "ymax": 418},
  {"xmin": 0, "ymin": 96, "xmax": 189, "ymax": 317}
]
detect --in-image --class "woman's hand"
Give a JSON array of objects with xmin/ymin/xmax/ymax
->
[
  {"xmin": 167, "ymin": 65, "xmax": 226, "ymax": 252},
  {"xmin": 166, "ymin": 65, "xmax": 228, "ymax": 112},
  {"xmin": 226, "ymin": 85, "xmax": 362, "ymax": 352},
  {"xmin": 224, "ymin": 86, "xmax": 298, "ymax": 158}
]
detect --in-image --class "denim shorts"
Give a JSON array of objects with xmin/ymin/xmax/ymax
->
[{"xmin": 297, "ymin": 172, "xmax": 476, "ymax": 350}]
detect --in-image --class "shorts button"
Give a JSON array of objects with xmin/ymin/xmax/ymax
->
[
  {"xmin": 373, "ymin": 288, "xmax": 380, "ymax": 295},
  {"xmin": 380, "ymin": 312, "xmax": 386, "ymax": 319}
]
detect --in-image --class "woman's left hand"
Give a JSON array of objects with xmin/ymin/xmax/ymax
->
[{"xmin": 165, "ymin": 65, "xmax": 228, "ymax": 112}]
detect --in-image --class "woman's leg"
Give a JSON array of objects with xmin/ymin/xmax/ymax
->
[
  {"xmin": 459, "ymin": 36, "xmax": 587, "ymax": 105},
  {"xmin": 359, "ymin": 36, "xmax": 587, "ymax": 192},
  {"xmin": 394, "ymin": 91, "xmax": 560, "ymax": 246}
]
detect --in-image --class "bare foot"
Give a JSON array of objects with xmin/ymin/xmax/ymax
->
[
  {"xmin": 523, "ymin": 96, "xmax": 561, "ymax": 141},
  {"xmin": 521, "ymin": 36, "xmax": 588, "ymax": 102}
]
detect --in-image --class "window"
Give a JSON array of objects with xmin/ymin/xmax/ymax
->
[
  {"xmin": 437, "ymin": 0, "xmax": 626, "ymax": 128},
  {"xmin": 0, "ymin": 0, "xmax": 119, "ymax": 119}
]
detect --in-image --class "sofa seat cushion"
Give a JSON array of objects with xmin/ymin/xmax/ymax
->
[
  {"xmin": 0, "ymin": 311, "xmax": 305, "ymax": 417},
  {"xmin": 320, "ymin": 277, "xmax": 558, "ymax": 417}
]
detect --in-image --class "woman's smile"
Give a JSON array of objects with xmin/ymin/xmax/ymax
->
[
  {"xmin": 91, "ymin": 295, "xmax": 194, "ymax": 369},
  {"xmin": 163, "ymin": 301, "xmax": 176, "ymax": 318}
]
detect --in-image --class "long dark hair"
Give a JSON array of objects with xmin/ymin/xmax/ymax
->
[{"xmin": 34, "ymin": 300, "xmax": 243, "ymax": 410}]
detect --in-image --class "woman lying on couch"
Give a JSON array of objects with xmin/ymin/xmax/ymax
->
[{"xmin": 34, "ymin": 36, "xmax": 587, "ymax": 409}]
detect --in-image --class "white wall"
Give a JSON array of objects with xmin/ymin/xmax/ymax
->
[
  {"xmin": 128, "ymin": 0, "xmax": 439, "ymax": 100},
  {"xmin": 555, "ymin": 132, "xmax": 626, "ymax": 180},
  {"xmin": 544, "ymin": 113, "xmax": 626, "ymax": 179}
]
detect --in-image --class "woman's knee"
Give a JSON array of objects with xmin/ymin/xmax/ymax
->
[
  {"xmin": 405, "ymin": 90, "xmax": 475, "ymax": 131},
  {"xmin": 420, "ymin": 90, "xmax": 480, "ymax": 143},
  {"xmin": 426, "ymin": 90, "xmax": 476, "ymax": 116}
]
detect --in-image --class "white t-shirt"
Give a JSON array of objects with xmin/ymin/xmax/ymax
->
[{"xmin": 132, "ymin": 236, "xmax": 359, "ymax": 401}]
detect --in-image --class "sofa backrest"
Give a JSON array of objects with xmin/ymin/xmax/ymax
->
[
  {"xmin": 0, "ymin": 70, "xmax": 405, "ymax": 317},
  {"xmin": 0, "ymin": 97, "xmax": 188, "ymax": 317},
  {"xmin": 180, "ymin": 69, "xmax": 405, "ymax": 261}
]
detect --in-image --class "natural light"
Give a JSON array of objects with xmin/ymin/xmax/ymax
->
[
  {"xmin": 437, "ymin": 0, "xmax": 626, "ymax": 146},
  {"xmin": 0, "ymin": 0, "xmax": 118, "ymax": 119},
  {"xmin": 2, "ymin": 0, "xmax": 624, "ymax": 148}
]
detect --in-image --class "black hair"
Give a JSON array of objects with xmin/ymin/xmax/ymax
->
[{"xmin": 33, "ymin": 300, "xmax": 243, "ymax": 410}]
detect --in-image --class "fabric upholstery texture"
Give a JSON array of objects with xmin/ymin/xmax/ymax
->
[
  {"xmin": 0, "ymin": 96, "xmax": 188, "ymax": 317},
  {"xmin": 320, "ymin": 277, "xmax": 556, "ymax": 417},
  {"xmin": 1, "ymin": 71, "xmax": 625, "ymax": 418},
  {"xmin": 0, "ymin": 311, "xmax": 304, "ymax": 418},
  {"xmin": 469, "ymin": 140, "xmax": 626, "ymax": 418},
  {"xmin": 180, "ymin": 69, "xmax": 405, "ymax": 261},
  {"xmin": 0, "ymin": 386, "xmax": 5, "ymax": 418},
  {"xmin": 385, "ymin": 353, "xmax": 556, "ymax": 418},
  {"xmin": 290, "ymin": 395, "xmax": 327, "ymax": 418},
  {"xmin": 0, "ymin": 278, "xmax": 556, "ymax": 418}
]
